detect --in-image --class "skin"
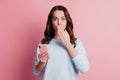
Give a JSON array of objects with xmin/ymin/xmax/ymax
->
[{"xmin": 36, "ymin": 10, "xmax": 78, "ymax": 72}]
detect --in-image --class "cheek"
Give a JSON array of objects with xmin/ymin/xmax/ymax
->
[
  {"xmin": 52, "ymin": 21, "xmax": 57, "ymax": 29},
  {"xmin": 63, "ymin": 22, "xmax": 67, "ymax": 28}
]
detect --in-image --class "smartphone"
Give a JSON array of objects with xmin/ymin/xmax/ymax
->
[
  {"xmin": 39, "ymin": 44, "xmax": 48, "ymax": 52},
  {"xmin": 39, "ymin": 44, "xmax": 50, "ymax": 58}
]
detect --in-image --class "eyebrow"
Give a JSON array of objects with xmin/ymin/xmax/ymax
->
[{"xmin": 53, "ymin": 16, "xmax": 66, "ymax": 18}]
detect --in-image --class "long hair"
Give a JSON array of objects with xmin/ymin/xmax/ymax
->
[{"xmin": 41, "ymin": 5, "xmax": 77, "ymax": 47}]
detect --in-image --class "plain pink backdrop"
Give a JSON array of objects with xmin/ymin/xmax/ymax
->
[{"xmin": 0, "ymin": 0, "xmax": 120, "ymax": 80}]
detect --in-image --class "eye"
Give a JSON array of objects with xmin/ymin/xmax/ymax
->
[
  {"xmin": 52, "ymin": 17, "xmax": 58, "ymax": 21},
  {"xmin": 61, "ymin": 17, "xmax": 66, "ymax": 21},
  {"xmin": 52, "ymin": 18, "xmax": 57, "ymax": 21}
]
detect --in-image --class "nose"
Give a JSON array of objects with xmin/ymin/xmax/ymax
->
[{"xmin": 58, "ymin": 19, "xmax": 61, "ymax": 25}]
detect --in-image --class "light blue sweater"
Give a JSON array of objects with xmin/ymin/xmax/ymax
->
[{"xmin": 33, "ymin": 38, "xmax": 89, "ymax": 80}]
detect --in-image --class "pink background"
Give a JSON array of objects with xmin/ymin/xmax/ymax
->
[{"xmin": 0, "ymin": 0, "xmax": 120, "ymax": 80}]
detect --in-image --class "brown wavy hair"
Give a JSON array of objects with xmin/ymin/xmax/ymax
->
[{"xmin": 41, "ymin": 5, "xmax": 77, "ymax": 47}]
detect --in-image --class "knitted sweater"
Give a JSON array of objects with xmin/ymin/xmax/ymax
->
[{"xmin": 33, "ymin": 38, "xmax": 89, "ymax": 80}]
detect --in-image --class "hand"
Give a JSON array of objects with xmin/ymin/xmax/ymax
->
[
  {"xmin": 38, "ymin": 51, "xmax": 50, "ymax": 63},
  {"xmin": 57, "ymin": 25, "xmax": 70, "ymax": 45}
]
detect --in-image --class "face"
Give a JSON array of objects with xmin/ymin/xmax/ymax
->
[{"xmin": 52, "ymin": 10, "xmax": 67, "ymax": 31}]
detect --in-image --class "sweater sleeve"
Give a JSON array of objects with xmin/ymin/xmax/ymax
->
[
  {"xmin": 32, "ymin": 42, "xmax": 42, "ymax": 76},
  {"xmin": 72, "ymin": 39, "xmax": 90, "ymax": 73}
]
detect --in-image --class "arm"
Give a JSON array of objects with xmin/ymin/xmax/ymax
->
[
  {"xmin": 32, "ymin": 43, "xmax": 48, "ymax": 76},
  {"xmin": 36, "ymin": 60, "xmax": 46, "ymax": 72},
  {"xmin": 70, "ymin": 39, "xmax": 90, "ymax": 73},
  {"xmin": 64, "ymin": 39, "xmax": 90, "ymax": 73},
  {"xmin": 57, "ymin": 26, "xmax": 89, "ymax": 73},
  {"xmin": 64, "ymin": 41, "xmax": 78, "ymax": 58},
  {"xmin": 32, "ymin": 46, "xmax": 43, "ymax": 76}
]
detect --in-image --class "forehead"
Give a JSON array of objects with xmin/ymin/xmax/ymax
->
[{"xmin": 53, "ymin": 10, "xmax": 65, "ymax": 17}]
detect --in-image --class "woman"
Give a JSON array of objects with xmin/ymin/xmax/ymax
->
[{"xmin": 33, "ymin": 5, "xmax": 90, "ymax": 80}]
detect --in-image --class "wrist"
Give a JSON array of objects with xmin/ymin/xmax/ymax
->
[
  {"xmin": 39, "ymin": 59, "xmax": 47, "ymax": 63},
  {"xmin": 38, "ymin": 60, "xmax": 46, "ymax": 66},
  {"xmin": 65, "ymin": 41, "xmax": 72, "ymax": 48}
]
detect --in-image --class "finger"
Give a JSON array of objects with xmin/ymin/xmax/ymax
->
[
  {"xmin": 57, "ymin": 26, "xmax": 66, "ymax": 41},
  {"xmin": 57, "ymin": 26, "xmax": 63, "ymax": 34},
  {"xmin": 57, "ymin": 25, "xmax": 62, "ymax": 31},
  {"xmin": 41, "ymin": 55, "xmax": 47, "ymax": 60},
  {"xmin": 43, "ymin": 55, "xmax": 49, "ymax": 59},
  {"xmin": 42, "ymin": 53, "xmax": 48, "ymax": 58},
  {"xmin": 41, "ymin": 53, "xmax": 48, "ymax": 57},
  {"xmin": 58, "ymin": 27, "xmax": 65, "ymax": 35},
  {"xmin": 59, "ymin": 25, "xmax": 64, "ymax": 31},
  {"xmin": 58, "ymin": 29, "xmax": 64, "ymax": 38},
  {"xmin": 40, "ymin": 55, "xmax": 49, "ymax": 62},
  {"xmin": 41, "ymin": 52, "xmax": 50, "ymax": 59},
  {"xmin": 39, "ymin": 52, "xmax": 46, "ymax": 58}
]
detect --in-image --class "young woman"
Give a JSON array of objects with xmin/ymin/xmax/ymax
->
[{"xmin": 33, "ymin": 5, "xmax": 90, "ymax": 80}]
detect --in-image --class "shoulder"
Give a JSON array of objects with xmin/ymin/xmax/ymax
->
[
  {"xmin": 75, "ymin": 38, "xmax": 85, "ymax": 48},
  {"xmin": 38, "ymin": 40, "xmax": 42, "ymax": 44},
  {"xmin": 75, "ymin": 38, "xmax": 82, "ymax": 44},
  {"xmin": 38, "ymin": 39, "xmax": 43, "ymax": 44}
]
